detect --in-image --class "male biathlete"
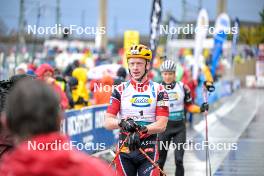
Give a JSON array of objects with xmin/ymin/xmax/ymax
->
[
  {"xmin": 104, "ymin": 44, "xmax": 169, "ymax": 176},
  {"xmin": 158, "ymin": 60, "xmax": 209, "ymax": 176}
]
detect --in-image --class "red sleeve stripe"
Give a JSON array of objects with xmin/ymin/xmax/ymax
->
[
  {"xmin": 106, "ymin": 98, "xmax": 120, "ymax": 116},
  {"xmin": 117, "ymin": 83, "xmax": 124, "ymax": 95},
  {"xmin": 156, "ymin": 106, "xmax": 169, "ymax": 117},
  {"xmin": 111, "ymin": 96, "xmax": 120, "ymax": 102}
]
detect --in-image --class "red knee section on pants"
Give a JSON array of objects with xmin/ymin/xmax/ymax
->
[
  {"xmin": 115, "ymin": 155, "xmax": 126, "ymax": 176},
  {"xmin": 151, "ymin": 167, "xmax": 160, "ymax": 176}
]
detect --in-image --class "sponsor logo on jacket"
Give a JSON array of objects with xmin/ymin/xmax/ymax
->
[
  {"xmin": 168, "ymin": 92, "xmax": 179, "ymax": 100},
  {"xmin": 130, "ymin": 95, "xmax": 152, "ymax": 107}
]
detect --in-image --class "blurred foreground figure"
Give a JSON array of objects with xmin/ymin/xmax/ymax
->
[
  {"xmin": 0, "ymin": 74, "xmax": 34, "ymax": 161},
  {"xmin": 0, "ymin": 79, "xmax": 114, "ymax": 176}
]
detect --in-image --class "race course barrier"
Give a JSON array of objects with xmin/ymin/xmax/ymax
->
[{"xmin": 62, "ymin": 104, "xmax": 118, "ymax": 154}]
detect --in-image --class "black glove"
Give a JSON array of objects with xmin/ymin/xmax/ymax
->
[
  {"xmin": 204, "ymin": 81, "xmax": 215, "ymax": 92},
  {"xmin": 200, "ymin": 102, "xmax": 209, "ymax": 112},
  {"xmin": 118, "ymin": 118, "xmax": 138, "ymax": 132},
  {"xmin": 127, "ymin": 132, "xmax": 140, "ymax": 151},
  {"xmin": 137, "ymin": 125, "xmax": 148, "ymax": 134}
]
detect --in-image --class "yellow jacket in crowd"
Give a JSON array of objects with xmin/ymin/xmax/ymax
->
[{"xmin": 72, "ymin": 67, "xmax": 90, "ymax": 109}]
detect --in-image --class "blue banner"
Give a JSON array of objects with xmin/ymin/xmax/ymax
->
[
  {"xmin": 64, "ymin": 105, "xmax": 118, "ymax": 154},
  {"xmin": 210, "ymin": 32, "xmax": 227, "ymax": 77}
]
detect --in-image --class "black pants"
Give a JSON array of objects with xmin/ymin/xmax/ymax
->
[
  {"xmin": 158, "ymin": 120, "xmax": 186, "ymax": 176},
  {"xmin": 115, "ymin": 134, "xmax": 159, "ymax": 176}
]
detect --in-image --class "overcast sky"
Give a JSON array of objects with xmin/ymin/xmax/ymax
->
[{"xmin": 0, "ymin": 0, "xmax": 263, "ymax": 37}]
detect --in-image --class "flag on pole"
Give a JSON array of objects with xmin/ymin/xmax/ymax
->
[
  {"xmin": 210, "ymin": 13, "xmax": 230, "ymax": 78},
  {"xmin": 150, "ymin": 0, "xmax": 162, "ymax": 66},
  {"xmin": 192, "ymin": 9, "xmax": 209, "ymax": 80}
]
